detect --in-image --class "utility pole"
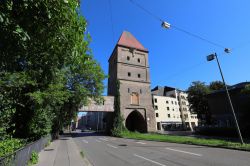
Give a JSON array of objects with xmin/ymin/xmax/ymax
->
[{"xmin": 207, "ymin": 51, "xmax": 244, "ymax": 144}]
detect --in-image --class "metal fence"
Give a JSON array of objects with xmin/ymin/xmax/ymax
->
[{"xmin": 0, "ymin": 135, "xmax": 51, "ymax": 166}]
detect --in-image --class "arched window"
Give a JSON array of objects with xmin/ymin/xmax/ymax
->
[{"xmin": 131, "ymin": 92, "xmax": 139, "ymax": 105}]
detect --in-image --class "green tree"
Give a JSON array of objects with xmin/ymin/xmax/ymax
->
[
  {"xmin": 0, "ymin": 0, "xmax": 105, "ymax": 140},
  {"xmin": 209, "ymin": 81, "xmax": 225, "ymax": 91},
  {"xmin": 187, "ymin": 81, "xmax": 211, "ymax": 125}
]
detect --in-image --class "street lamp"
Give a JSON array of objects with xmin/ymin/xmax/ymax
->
[{"xmin": 207, "ymin": 49, "xmax": 244, "ymax": 144}]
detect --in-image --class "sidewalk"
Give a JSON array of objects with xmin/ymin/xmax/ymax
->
[{"xmin": 35, "ymin": 134, "xmax": 91, "ymax": 166}]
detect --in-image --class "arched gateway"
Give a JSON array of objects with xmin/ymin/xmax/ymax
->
[{"xmin": 125, "ymin": 110, "xmax": 147, "ymax": 132}]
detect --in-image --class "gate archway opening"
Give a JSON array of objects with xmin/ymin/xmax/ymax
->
[{"xmin": 125, "ymin": 110, "xmax": 147, "ymax": 133}]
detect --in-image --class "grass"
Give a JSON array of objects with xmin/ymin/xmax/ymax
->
[
  {"xmin": 80, "ymin": 151, "xmax": 85, "ymax": 158},
  {"xmin": 120, "ymin": 130, "xmax": 250, "ymax": 151}
]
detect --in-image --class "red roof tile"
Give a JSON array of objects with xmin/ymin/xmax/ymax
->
[{"xmin": 117, "ymin": 31, "xmax": 148, "ymax": 51}]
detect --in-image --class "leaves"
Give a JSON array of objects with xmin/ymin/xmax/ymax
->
[
  {"xmin": 187, "ymin": 81, "xmax": 211, "ymax": 125},
  {"xmin": 0, "ymin": 0, "xmax": 105, "ymax": 140}
]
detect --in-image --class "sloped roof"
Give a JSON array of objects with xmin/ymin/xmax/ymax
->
[{"xmin": 117, "ymin": 31, "xmax": 148, "ymax": 52}]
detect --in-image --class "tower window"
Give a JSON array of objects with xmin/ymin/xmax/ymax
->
[
  {"xmin": 131, "ymin": 92, "xmax": 139, "ymax": 105},
  {"xmin": 128, "ymin": 72, "xmax": 131, "ymax": 77},
  {"xmin": 138, "ymin": 58, "xmax": 140, "ymax": 63},
  {"xmin": 156, "ymin": 113, "xmax": 159, "ymax": 117},
  {"xmin": 138, "ymin": 74, "xmax": 141, "ymax": 78},
  {"xmin": 127, "ymin": 56, "xmax": 130, "ymax": 61}
]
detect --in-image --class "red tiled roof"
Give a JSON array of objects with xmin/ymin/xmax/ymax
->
[{"xmin": 117, "ymin": 31, "xmax": 148, "ymax": 51}]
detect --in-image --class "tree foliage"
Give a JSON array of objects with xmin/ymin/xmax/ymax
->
[
  {"xmin": 209, "ymin": 81, "xmax": 225, "ymax": 91},
  {"xmin": 111, "ymin": 80, "xmax": 126, "ymax": 136},
  {"xmin": 187, "ymin": 81, "xmax": 211, "ymax": 125},
  {"xmin": 0, "ymin": 0, "xmax": 105, "ymax": 140}
]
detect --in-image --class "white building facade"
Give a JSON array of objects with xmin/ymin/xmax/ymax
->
[{"xmin": 152, "ymin": 86, "xmax": 198, "ymax": 131}]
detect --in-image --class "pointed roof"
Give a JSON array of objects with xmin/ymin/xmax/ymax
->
[{"xmin": 117, "ymin": 31, "xmax": 148, "ymax": 52}]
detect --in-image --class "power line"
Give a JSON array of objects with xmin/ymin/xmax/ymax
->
[
  {"xmin": 108, "ymin": 0, "xmax": 115, "ymax": 43},
  {"xmin": 171, "ymin": 25, "xmax": 225, "ymax": 48},
  {"xmin": 129, "ymin": 0, "xmax": 163, "ymax": 22},
  {"xmin": 129, "ymin": 0, "xmax": 226, "ymax": 49}
]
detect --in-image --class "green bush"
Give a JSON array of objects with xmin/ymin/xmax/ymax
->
[
  {"xmin": 0, "ymin": 139, "xmax": 24, "ymax": 157},
  {"xmin": 28, "ymin": 151, "xmax": 39, "ymax": 165}
]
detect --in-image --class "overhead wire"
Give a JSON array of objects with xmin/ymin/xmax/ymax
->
[
  {"xmin": 108, "ymin": 0, "xmax": 115, "ymax": 44},
  {"xmin": 129, "ymin": 0, "xmax": 226, "ymax": 49},
  {"xmin": 128, "ymin": 0, "xmax": 250, "ymax": 81}
]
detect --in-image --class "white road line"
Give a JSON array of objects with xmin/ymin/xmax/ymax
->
[
  {"xmin": 99, "ymin": 138, "xmax": 108, "ymax": 141},
  {"xmin": 107, "ymin": 144, "xmax": 118, "ymax": 149},
  {"xmin": 82, "ymin": 140, "xmax": 88, "ymax": 143},
  {"xmin": 136, "ymin": 142, "xmax": 146, "ymax": 145},
  {"xmin": 96, "ymin": 139, "xmax": 101, "ymax": 143},
  {"xmin": 165, "ymin": 147, "xmax": 202, "ymax": 157},
  {"xmin": 134, "ymin": 154, "xmax": 166, "ymax": 166}
]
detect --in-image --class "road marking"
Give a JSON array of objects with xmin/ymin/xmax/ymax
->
[
  {"xmin": 136, "ymin": 142, "xmax": 146, "ymax": 145},
  {"xmin": 96, "ymin": 139, "xmax": 101, "ymax": 142},
  {"xmin": 134, "ymin": 154, "xmax": 166, "ymax": 166},
  {"xmin": 99, "ymin": 138, "xmax": 108, "ymax": 141},
  {"xmin": 165, "ymin": 148, "xmax": 202, "ymax": 157},
  {"xmin": 82, "ymin": 140, "xmax": 88, "ymax": 143},
  {"xmin": 107, "ymin": 144, "xmax": 118, "ymax": 149}
]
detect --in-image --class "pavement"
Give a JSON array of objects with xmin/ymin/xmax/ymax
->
[
  {"xmin": 72, "ymin": 131, "xmax": 250, "ymax": 166},
  {"xmin": 35, "ymin": 134, "xmax": 91, "ymax": 166}
]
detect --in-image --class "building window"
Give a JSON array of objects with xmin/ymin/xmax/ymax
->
[
  {"xmin": 131, "ymin": 92, "xmax": 139, "ymax": 105},
  {"xmin": 168, "ymin": 114, "xmax": 170, "ymax": 118},
  {"xmin": 167, "ymin": 107, "xmax": 169, "ymax": 110},
  {"xmin": 140, "ymin": 89, "xmax": 142, "ymax": 94},
  {"xmin": 128, "ymin": 72, "xmax": 131, "ymax": 77},
  {"xmin": 154, "ymin": 98, "xmax": 157, "ymax": 103},
  {"xmin": 128, "ymin": 88, "xmax": 130, "ymax": 93},
  {"xmin": 138, "ymin": 58, "xmax": 140, "ymax": 63},
  {"xmin": 138, "ymin": 74, "xmax": 141, "ymax": 78},
  {"xmin": 127, "ymin": 56, "xmax": 130, "ymax": 61},
  {"xmin": 175, "ymin": 101, "xmax": 177, "ymax": 105},
  {"xmin": 154, "ymin": 105, "xmax": 158, "ymax": 110},
  {"xmin": 172, "ymin": 108, "xmax": 174, "ymax": 111},
  {"xmin": 171, "ymin": 101, "xmax": 174, "ymax": 104},
  {"xmin": 166, "ymin": 100, "xmax": 169, "ymax": 104},
  {"xmin": 156, "ymin": 113, "xmax": 159, "ymax": 117}
]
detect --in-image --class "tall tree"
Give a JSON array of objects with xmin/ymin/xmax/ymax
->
[
  {"xmin": 187, "ymin": 81, "xmax": 211, "ymax": 125},
  {"xmin": 0, "ymin": 0, "xmax": 105, "ymax": 140},
  {"xmin": 209, "ymin": 81, "xmax": 225, "ymax": 91}
]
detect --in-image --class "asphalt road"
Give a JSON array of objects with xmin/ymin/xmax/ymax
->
[{"xmin": 72, "ymin": 131, "xmax": 250, "ymax": 166}]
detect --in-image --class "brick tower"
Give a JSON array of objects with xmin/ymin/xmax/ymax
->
[{"xmin": 108, "ymin": 31, "xmax": 156, "ymax": 132}]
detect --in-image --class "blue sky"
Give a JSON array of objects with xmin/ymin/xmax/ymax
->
[{"xmin": 81, "ymin": 0, "xmax": 250, "ymax": 93}]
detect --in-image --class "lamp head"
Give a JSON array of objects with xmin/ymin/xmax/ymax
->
[{"xmin": 207, "ymin": 54, "xmax": 215, "ymax": 61}]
